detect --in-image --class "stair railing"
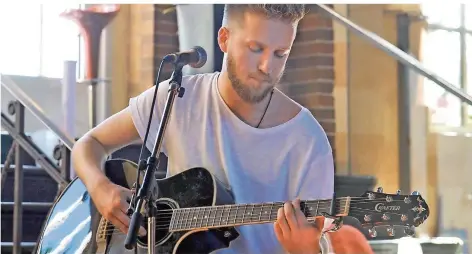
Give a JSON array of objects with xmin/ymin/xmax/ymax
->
[
  {"xmin": 316, "ymin": 4, "xmax": 472, "ymax": 194},
  {"xmin": 1, "ymin": 74, "xmax": 74, "ymax": 253},
  {"xmin": 317, "ymin": 4, "xmax": 472, "ymax": 106}
]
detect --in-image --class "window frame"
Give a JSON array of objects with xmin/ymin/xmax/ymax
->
[
  {"xmin": 422, "ymin": 3, "xmax": 472, "ymax": 131},
  {"xmin": 0, "ymin": 4, "xmax": 85, "ymax": 80}
]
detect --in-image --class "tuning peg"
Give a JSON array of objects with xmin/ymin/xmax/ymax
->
[
  {"xmin": 401, "ymin": 214, "xmax": 408, "ymax": 222},
  {"xmin": 386, "ymin": 226, "xmax": 395, "ymax": 236},
  {"xmin": 368, "ymin": 227, "xmax": 377, "ymax": 238},
  {"xmin": 377, "ymin": 187, "xmax": 383, "ymax": 193},
  {"xmin": 382, "ymin": 214, "xmax": 390, "ymax": 221},
  {"xmin": 404, "ymin": 226, "xmax": 415, "ymax": 236},
  {"xmin": 368, "ymin": 192, "xmax": 375, "ymax": 200},
  {"xmin": 411, "ymin": 191, "xmax": 420, "ymax": 195},
  {"xmin": 396, "ymin": 189, "xmax": 401, "ymax": 195}
]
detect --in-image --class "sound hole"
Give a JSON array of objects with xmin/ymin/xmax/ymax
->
[{"xmin": 137, "ymin": 199, "xmax": 176, "ymax": 247}]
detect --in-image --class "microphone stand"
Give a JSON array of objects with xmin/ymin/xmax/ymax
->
[{"xmin": 124, "ymin": 62, "xmax": 186, "ymax": 253}]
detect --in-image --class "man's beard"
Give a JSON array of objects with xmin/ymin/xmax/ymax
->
[{"xmin": 227, "ymin": 54, "xmax": 281, "ymax": 104}]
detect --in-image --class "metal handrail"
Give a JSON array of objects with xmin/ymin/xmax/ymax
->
[
  {"xmin": 317, "ymin": 4, "xmax": 472, "ymax": 106},
  {"xmin": 1, "ymin": 74, "xmax": 74, "ymax": 253},
  {"xmin": 1, "ymin": 74, "xmax": 76, "ymax": 150},
  {"xmin": 1, "ymin": 112, "xmax": 68, "ymax": 186}
]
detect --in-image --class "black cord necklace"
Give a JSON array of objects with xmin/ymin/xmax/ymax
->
[{"xmin": 256, "ymin": 89, "xmax": 274, "ymax": 128}]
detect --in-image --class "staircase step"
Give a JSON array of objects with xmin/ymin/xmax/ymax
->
[
  {"xmin": 2, "ymin": 164, "xmax": 46, "ymax": 172},
  {"xmin": 0, "ymin": 133, "xmax": 36, "ymax": 166},
  {"xmin": 0, "ymin": 241, "xmax": 36, "ymax": 254},
  {"xmin": 1, "ymin": 164, "xmax": 58, "ymax": 202},
  {"xmin": 1, "ymin": 201, "xmax": 53, "ymax": 212},
  {"xmin": 1, "ymin": 202, "xmax": 53, "ymax": 243}
]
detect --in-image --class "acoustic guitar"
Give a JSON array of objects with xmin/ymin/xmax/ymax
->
[{"xmin": 34, "ymin": 158, "xmax": 429, "ymax": 254}]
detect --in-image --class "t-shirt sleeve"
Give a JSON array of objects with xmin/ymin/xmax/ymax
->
[
  {"xmin": 128, "ymin": 79, "xmax": 170, "ymax": 155},
  {"xmin": 296, "ymin": 137, "xmax": 335, "ymax": 233},
  {"xmin": 300, "ymin": 148, "xmax": 336, "ymax": 248},
  {"xmin": 296, "ymin": 138, "xmax": 334, "ymax": 201}
]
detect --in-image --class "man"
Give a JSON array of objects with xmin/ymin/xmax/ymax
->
[{"xmin": 72, "ymin": 4, "xmax": 335, "ymax": 254}]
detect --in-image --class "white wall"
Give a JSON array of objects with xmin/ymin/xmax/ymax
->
[
  {"xmin": 434, "ymin": 132, "xmax": 472, "ymax": 249},
  {"xmin": 1, "ymin": 75, "xmax": 90, "ymax": 137}
]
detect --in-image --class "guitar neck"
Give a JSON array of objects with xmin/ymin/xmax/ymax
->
[{"xmin": 169, "ymin": 198, "xmax": 350, "ymax": 232}]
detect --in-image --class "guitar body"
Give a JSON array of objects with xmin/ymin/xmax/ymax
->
[{"xmin": 35, "ymin": 159, "xmax": 239, "ymax": 254}]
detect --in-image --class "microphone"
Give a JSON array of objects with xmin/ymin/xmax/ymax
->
[{"xmin": 163, "ymin": 46, "xmax": 207, "ymax": 69}]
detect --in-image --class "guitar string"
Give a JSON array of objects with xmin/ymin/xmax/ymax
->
[
  {"xmin": 102, "ymin": 203, "xmax": 342, "ymax": 234},
  {"xmin": 121, "ymin": 197, "xmax": 419, "ymax": 215},
  {"xmin": 100, "ymin": 203, "xmax": 420, "ymax": 235},
  {"xmin": 100, "ymin": 208, "xmax": 418, "ymax": 235},
  {"xmin": 98, "ymin": 196, "xmax": 423, "ymax": 231},
  {"xmin": 126, "ymin": 196, "xmax": 416, "ymax": 204},
  {"xmin": 100, "ymin": 198, "xmax": 420, "ymax": 231},
  {"xmin": 99, "ymin": 208, "xmax": 417, "ymax": 236},
  {"xmin": 107, "ymin": 203, "xmax": 408, "ymax": 227}
]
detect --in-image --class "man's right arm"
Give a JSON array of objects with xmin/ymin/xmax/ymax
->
[
  {"xmin": 71, "ymin": 82, "xmax": 167, "ymax": 235},
  {"xmin": 73, "ymin": 79, "xmax": 168, "ymax": 192},
  {"xmin": 72, "ymin": 107, "xmax": 142, "ymax": 194}
]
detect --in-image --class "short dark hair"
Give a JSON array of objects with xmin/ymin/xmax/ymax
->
[{"xmin": 223, "ymin": 4, "xmax": 306, "ymax": 26}]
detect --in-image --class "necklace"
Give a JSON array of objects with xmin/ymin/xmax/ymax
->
[{"xmin": 256, "ymin": 89, "xmax": 274, "ymax": 128}]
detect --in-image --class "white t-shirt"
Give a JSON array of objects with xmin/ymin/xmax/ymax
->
[{"xmin": 129, "ymin": 71, "xmax": 335, "ymax": 254}]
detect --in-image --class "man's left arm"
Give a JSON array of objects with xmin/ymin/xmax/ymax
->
[
  {"xmin": 297, "ymin": 148, "xmax": 335, "ymax": 254},
  {"xmin": 274, "ymin": 144, "xmax": 335, "ymax": 254}
]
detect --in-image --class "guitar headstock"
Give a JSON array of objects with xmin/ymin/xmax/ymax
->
[{"xmin": 348, "ymin": 187, "xmax": 429, "ymax": 238}]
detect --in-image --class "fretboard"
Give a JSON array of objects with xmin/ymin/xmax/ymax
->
[{"xmin": 168, "ymin": 198, "xmax": 349, "ymax": 232}]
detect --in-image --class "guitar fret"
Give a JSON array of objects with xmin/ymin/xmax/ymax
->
[
  {"xmin": 178, "ymin": 209, "xmax": 183, "ymax": 230},
  {"xmin": 200, "ymin": 207, "xmax": 204, "ymax": 228},
  {"xmin": 242, "ymin": 205, "xmax": 247, "ymax": 224},
  {"xmin": 187, "ymin": 209, "xmax": 191, "ymax": 229},
  {"xmin": 202, "ymin": 207, "xmax": 207, "ymax": 228},
  {"xmin": 218, "ymin": 206, "xmax": 223, "ymax": 226},
  {"xmin": 259, "ymin": 204, "xmax": 263, "ymax": 222},
  {"xmin": 211, "ymin": 207, "xmax": 216, "ymax": 227},
  {"xmin": 185, "ymin": 209, "xmax": 194, "ymax": 228},
  {"xmin": 206, "ymin": 207, "xmax": 210, "ymax": 226},
  {"xmin": 180, "ymin": 209, "xmax": 184, "ymax": 229},
  {"xmin": 233, "ymin": 205, "xmax": 237, "ymax": 225},
  {"xmin": 226, "ymin": 205, "xmax": 230, "ymax": 226},
  {"xmin": 195, "ymin": 207, "xmax": 201, "ymax": 228},
  {"xmin": 220, "ymin": 206, "xmax": 224, "ymax": 226},
  {"xmin": 193, "ymin": 208, "xmax": 197, "ymax": 228},
  {"xmin": 182, "ymin": 209, "xmax": 186, "ymax": 230},
  {"xmin": 169, "ymin": 209, "xmax": 175, "ymax": 230},
  {"xmin": 174, "ymin": 209, "xmax": 180, "ymax": 230},
  {"xmin": 236, "ymin": 204, "xmax": 242, "ymax": 224},
  {"xmin": 262, "ymin": 204, "xmax": 267, "ymax": 221},
  {"xmin": 190, "ymin": 208, "xmax": 195, "ymax": 229},
  {"xmin": 204, "ymin": 207, "xmax": 210, "ymax": 228},
  {"xmin": 171, "ymin": 198, "xmax": 343, "ymax": 232}
]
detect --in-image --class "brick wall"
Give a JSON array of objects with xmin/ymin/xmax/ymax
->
[
  {"xmin": 282, "ymin": 5, "xmax": 336, "ymax": 157},
  {"xmin": 152, "ymin": 4, "xmax": 336, "ymax": 159},
  {"xmin": 153, "ymin": 5, "xmax": 180, "ymax": 83},
  {"xmin": 127, "ymin": 4, "xmax": 155, "ymax": 98}
]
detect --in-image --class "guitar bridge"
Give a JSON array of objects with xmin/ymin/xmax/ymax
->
[{"xmin": 96, "ymin": 218, "xmax": 111, "ymax": 242}]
